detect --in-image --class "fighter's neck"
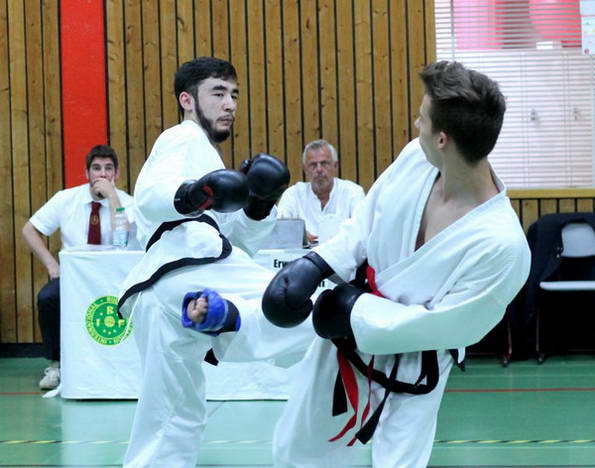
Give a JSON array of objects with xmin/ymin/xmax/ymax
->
[{"xmin": 436, "ymin": 159, "xmax": 498, "ymax": 207}]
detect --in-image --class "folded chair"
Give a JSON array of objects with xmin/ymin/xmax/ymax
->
[{"xmin": 538, "ymin": 222, "xmax": 595, "ymax": 363}]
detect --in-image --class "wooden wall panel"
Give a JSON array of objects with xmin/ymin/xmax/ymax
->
[
  {"xmin": 265, "ymin": 0, "xmax": 285, "ymax": 161},
  {"xmin": 354, "ymin": 0, "xmax": 374, "ymax": 189},
  {"xmin": 282, "ymin": 0, "xmax": 303, "ymax": 184},
  {"xmin": 1, "ymin": 0, "xmax": 63, "ymax": 345},
  {"xmin": 142, "ymin": 0, "xmax": 163, "ymax": 155},
  {"xmin": 335, "ymin": 0, "xmax": 356, "ymax": 182},
  {"xmin": 319, "ymin": 0, "xmax": 338, "ymax": 155},
  {"xmin": 9, "ymin": 0, "xmax": 34, "ymax": 343},
  {"xmin": 106, "ymin": 0, "xmax": 128, "ymax": 191},
  {"xmin": 26, "ymin": 0, "xmax": 46, "ymax": 342},
  {"xmin": 229, "ymin": 0, "xmax": 248, "ymax": 168},
  {"xmin": 2, "ymin": 1, "xmax": 595, "ymax": 346},
  {"xmin": 247, "ymin": 0, "xmax": 267, "ymax": 154},
  {"xmin": 124, "ymin": 0, "xmax": 146, "ymax": 187},
  {"xmin": 0, "ymin": 0, "xmax": 16, "ymax": 343},
  {"xmin": 300, "ymin": 0, "xmax": 320, "ymax": 145}
]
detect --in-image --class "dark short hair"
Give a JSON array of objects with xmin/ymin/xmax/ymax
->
[
  {"xmin": 420, "ymin": 61, "xmax": 506, "ymax": 164},
  {"xmin": 174, "ymin": 57, "xmax": 238, "ymax": 114},
  {"xmin": 85, "ymin": 145, "xmax": 119, "ymax": 170}
]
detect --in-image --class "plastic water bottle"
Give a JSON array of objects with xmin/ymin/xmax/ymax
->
[{"xmin": 112, "ymin": 207, "xmax": 129, "ymax": 249}]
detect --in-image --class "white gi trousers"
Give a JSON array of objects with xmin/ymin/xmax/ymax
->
[
  {"xmin": 272, "ymin": 339, "xmax": 453, "ymax": 468},
  {"xmin": 122, "ymin": 248, "xmax": 314, "ymax": 468}
]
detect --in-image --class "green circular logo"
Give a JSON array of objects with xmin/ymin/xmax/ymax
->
[{"xmin": 85, "ymin": 296, "xmax": 132, "ymax": 345}]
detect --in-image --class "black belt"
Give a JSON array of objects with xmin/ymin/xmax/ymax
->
[
  {"xmin": 117, "ymin": 214, "xmax": 232, "ymax": 318},
  {"xmin": 330, "ymin": 337, "xmax": 461, "ymax": 445}
]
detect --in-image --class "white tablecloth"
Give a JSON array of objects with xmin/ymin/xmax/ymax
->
[{"xmin": 59, "ymin": 247, "xmax": 320, "ymax": 400}]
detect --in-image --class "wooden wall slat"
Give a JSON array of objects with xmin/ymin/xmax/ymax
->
[
  {"xmin": 407, "ymin": 0, "xmax": 427, "ymax": 135},
  {"xmin": 8, "ymin": 0, "xmax": 33, "ymax": 343},
  {"xmin": 539, "ymin": 199, "xmax": 558, "ymax": 217},
  {"xmin": 354, "ymin": 0, "xmax": 374, "ymax": 190},
  {"xmin": 212, "ymin": 0, "xmax": 232, "ymax": 165},
  {"xmin": 160, "ymin": 0, "xmax": 178, "ymax": 129},
  {"xmin": 282, "ymin": 0, "xmax": 303, "ymax": 183},
  {"xmin": 195, "ymin": 0, "xmax": 212, "ymax": 57},
  {"xmin": 26, "ymin": 0, "xmax": 46, "ymax": 342},
  {"xmin": 177, "ymin": 0, "xmax": 194, "ymax": 66},
  {"xmin": 371, "ymin": 0, "xmax": 391, "ymax": 176},
  {"xmin": 577, "ymin": 199, "xmax": 594, "ymax": 212},
  {"xmin": 390, "ymin": 0, "xmax": 409, "ymax": 158},
  {"xmin": 106, "ymin": 0, "xmax": 128, "ymax": 190},
  {"xmin": 229, "ymin": 0, "xmax": 248, "ymax": 168},
  {"xmin": 124, "ymin": 0, "xmax": 146, "ymax": 186},
  {"xmin": 42, "ymin": 0, "xmax": 62, "ymax": 255},
  {"xmin": 318, "ymin": 0, "xmax": 338, "ymax": 152},
  {"xmin": 247, "ymin": 0, "xmax": 267, "ymax": 154},
  {"xmin": 41, "ymin": 0, "xmax": 62, "ymax": 343},
  {"xmin": 300, "ymin": 0, "xmax": 320, "ymax": 146},
  {"xmin": 142, "ymin": 0, "xmax": 162, "ymax": 156},
  {"xmin": 559, "ymin": 199, "xmax": 576, "ymax": 213},
  {"xmin": 335, "ymin": 0, "xmax": 356, "ymax": 182},
  {"xmin": 521, "ymin": 200, "xmax": 539, "ymax": 231},
  {"xmin": 424, "ymin": 0, "xmax": 436, "ymax": 64},
  {"xmin": 264, "ymin": 0, "xmax": 285, "ymax": 161},
  {"xmin": 212, "ymin": 0, "xmax": 229, "ymax": 59},
  {"xmin": 0, "ymin": 0, "xmax": 16, "ymax": 343}
]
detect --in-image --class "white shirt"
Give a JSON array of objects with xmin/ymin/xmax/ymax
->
[
  {"xmin": 276, "ymin": 178, "xmax": 365, "ymax": 238},
  {"xmin": 30, "ymin": 183, "xmax": 134, "ymax": 249}
]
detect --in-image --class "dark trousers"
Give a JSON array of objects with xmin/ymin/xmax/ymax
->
[{"xmin": 37, "ymin": 278, "xmax": 60, "ymax": 361}]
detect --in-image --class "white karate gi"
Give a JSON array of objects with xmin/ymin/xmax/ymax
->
[
  {"xmin": 272, "ymin": 138, "xmax": 531, "ymax": 468},
  {"xmin": 276, "ymin": 178, "xmax": 365, "ymax": 238},
  {"xmin": 119, "ymin": 120, "xmax": 313, "ymax": 468}
]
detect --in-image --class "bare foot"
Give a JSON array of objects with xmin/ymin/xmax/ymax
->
[{"xmin": 187, "ymin": 296, "xmax": 208, "ymax": 323}]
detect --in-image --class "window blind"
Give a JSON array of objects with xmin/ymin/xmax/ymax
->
[{"xmin": 434, "ymin": 0, "xmax": 595, "ymax": 188}]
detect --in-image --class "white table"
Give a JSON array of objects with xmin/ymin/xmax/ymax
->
[{"xmin": 59, "ymin": 247, "xmax": 321, "ymax": 400}]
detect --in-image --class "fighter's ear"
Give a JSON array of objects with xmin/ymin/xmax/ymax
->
[
  {"xmin": 437, "ymin": 131, "xmax": 448, "ymax": 149},
  {"xmin": 179, "ymin": 91, "xmax": 194, "ymax": 112}
]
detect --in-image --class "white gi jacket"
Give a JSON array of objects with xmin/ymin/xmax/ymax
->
[
  {"xmin": 119, "ymin": 120, "xmax": 276, "ymax": 312},
  {"xmin": 315, "ymin": 138, "xmax": 531, "ymax": 355},
  {"xmin": 277, "ymin": 178, "xmax": 365, "ymax": 237}
]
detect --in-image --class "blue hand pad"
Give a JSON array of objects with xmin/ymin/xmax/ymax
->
[
  {"xmin": 181, "ymin": 291, "xmax": 202, "ymax": 328},
  {"xmin": 181, "ymin": 288, "xmax": 231, "ymax": 336}
]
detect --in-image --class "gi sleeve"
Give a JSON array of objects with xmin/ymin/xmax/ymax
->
[
  {"xmin": 350, "ymin": 236, "xmax": 531, "ymax": 355},
  {"xmin": 134, "ymin": 132, "xmax": 224, "ymax": 224},
  {"xmin": 212, "ymin": 206, "xmax": 278, "ymax": 257}
]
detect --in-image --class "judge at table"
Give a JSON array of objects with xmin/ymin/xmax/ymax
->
[
  {"xmin": 276, "ymin": 139, "xmax": 365, "ymax": 244},
  {"xmin": 22, "ymin": 145, "xmax": 134, "ymax": 391}
]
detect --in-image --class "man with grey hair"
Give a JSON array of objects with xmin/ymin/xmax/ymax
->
[{"xmin": 277, "ymin": 139, "xmax": 365, "ymax": 244}]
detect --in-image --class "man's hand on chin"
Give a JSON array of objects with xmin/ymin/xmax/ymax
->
[{"xmin": 91, "ymin": 178, "xmax": 116, "ymax": 200}]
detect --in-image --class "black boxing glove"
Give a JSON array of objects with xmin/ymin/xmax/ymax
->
[
  {"xmin": 240, "ymin": 153, "xmax": 290, "ymax": 220},
  {"xmin": 312, "ymin": 283, "xmax": 364, "ymax": 340},
  {"xmin": 174, "ymin": 169, "xmax": 249, "ymax": 215},
  {"xmin": 262, "ymin": 251, "xmax": 334, "ymax": 328}
]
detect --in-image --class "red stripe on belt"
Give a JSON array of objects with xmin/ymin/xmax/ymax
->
[{"xmin": 329, "ymin": 265, "xmax": 381, "ymax": 445}]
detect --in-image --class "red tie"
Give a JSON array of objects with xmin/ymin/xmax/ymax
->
[{"xmin": 87, "ymin": 201, "xmax": 102, "ymax": 245}]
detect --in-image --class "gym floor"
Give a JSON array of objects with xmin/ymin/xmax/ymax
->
[{"xmin": 1, "ymin": 355, "xmax": 594, "ymax": 467}]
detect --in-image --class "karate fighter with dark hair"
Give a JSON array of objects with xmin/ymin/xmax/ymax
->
[
  {"xmin": 117, "ymin": 57, "xmax": 313, "ymax": 468},
  {"xmin": 262, "ymin": 61, "xmax": 531, "ymax": 467}
]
